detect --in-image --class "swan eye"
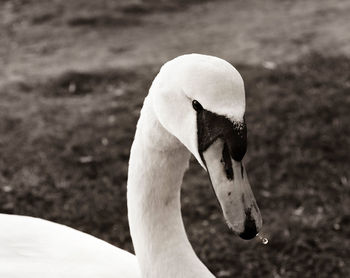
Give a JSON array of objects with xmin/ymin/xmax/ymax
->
[{"xmin": 192, "ymin": 100, "xmax": 203, "ymax": 112}]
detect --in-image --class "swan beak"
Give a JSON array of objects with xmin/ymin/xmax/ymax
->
[
  {"xmin": 196, "ymin": 109, "xmax": 262, "ymax": 239},
  {"xmin": 201, "ymin": 139, "xmax": 262, "ymax": 239}
]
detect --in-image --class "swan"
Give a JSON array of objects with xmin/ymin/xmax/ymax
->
[{"xmin": 0, "ymin": 54, "xmax": 262, "ymax": 278}]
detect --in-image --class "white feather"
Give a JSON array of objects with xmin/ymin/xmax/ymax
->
[
  {"xmin": 0, "ymin": 54, "xmax": 254, "ymax": 278},
  {"xmin": 0, "ymin": 214, "xmax": 140, "ymax": 278}
]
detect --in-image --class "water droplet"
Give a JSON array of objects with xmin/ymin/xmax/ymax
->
[{"xmin": 256, "ymin": 233, "xmax": 269, "ymax": 245}]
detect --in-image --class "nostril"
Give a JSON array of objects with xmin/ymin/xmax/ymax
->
[{"xmin": 239, "ymin": 218, "xmax": 257, "ymax": 240}]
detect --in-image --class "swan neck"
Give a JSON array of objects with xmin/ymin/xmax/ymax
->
[{"xmin": 127, "ymin": 97, "xmax": 214, "ymax": 278}]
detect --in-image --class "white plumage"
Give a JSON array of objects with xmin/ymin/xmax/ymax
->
[
  {"xmin": 0, "ymin": 54, "xmax": 262, "ymax": 278},
  {"xmin": 0, "ymin": 214, "xmax": 140, "ymax": 278}
]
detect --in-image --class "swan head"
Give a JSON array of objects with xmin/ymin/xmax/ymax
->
[{"xmin": 150, "ymin": 54, "xmax": 262, "ymax": 240}]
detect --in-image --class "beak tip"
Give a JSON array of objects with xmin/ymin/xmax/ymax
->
[
  {"xmin": 238, "ymin": 217, "xmax": 258, "ymax": 240},
  {"xmin": 238, "ymin": 227, "xmax": 258, "ymax": 240}
]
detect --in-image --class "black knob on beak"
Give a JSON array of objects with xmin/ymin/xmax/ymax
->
[{"xmin": 226, "ymin": 121, "xmax": 247, "ymax": 162}]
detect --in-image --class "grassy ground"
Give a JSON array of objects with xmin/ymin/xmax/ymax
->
[
  {"xmin": 1, "ymin": 0, "xmax": 350, "ymax": 277},
  {"xmin": 2, "ymin": 0, "xmax": 350, "ymax": 82},
  {"xmin": 1, "ymin": 53, "xmax": 349, "ymax": 277}
]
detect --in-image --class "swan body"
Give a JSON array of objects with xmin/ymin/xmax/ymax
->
[
  {"xmin": 0, "ymin": 54, "xmax": 262, "ymax": 278},
  {"xmin": 0, "ymin": 214, "xmax": 140, "ymax": 278}
]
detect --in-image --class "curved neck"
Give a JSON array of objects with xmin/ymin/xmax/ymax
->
[{"xmin": 127, "ymin": 96, "xmax": 215, "ymax": 278}]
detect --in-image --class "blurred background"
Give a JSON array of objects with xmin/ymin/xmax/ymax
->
[{"xmin": 1, "ymin": 0, "xmax": 349, "ymax": 277}]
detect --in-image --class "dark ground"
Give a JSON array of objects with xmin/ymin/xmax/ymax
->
[{"xmin": 1, "ymin": 0, "xmax": 350, "ymax": 277}]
